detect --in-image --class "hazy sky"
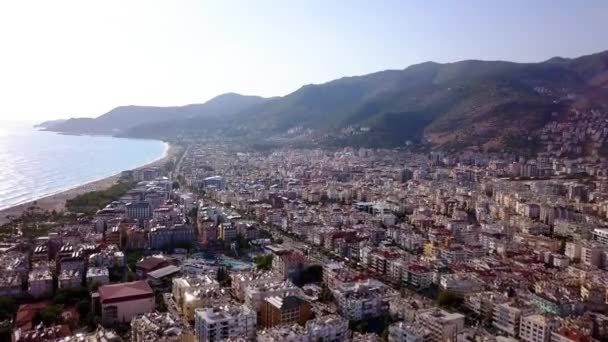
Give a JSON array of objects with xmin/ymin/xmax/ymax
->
[{"xmin": 0, "ymin": 0, "xmax": 606, "ymax": 120}]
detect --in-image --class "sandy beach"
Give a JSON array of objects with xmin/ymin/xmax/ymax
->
[{"xmin": 0, "ymin": 142, "xmax": 181, "ymax": 225}]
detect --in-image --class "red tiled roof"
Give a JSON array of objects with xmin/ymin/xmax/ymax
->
[
  {"xmin": 407, "ymin": 264, "xmax": 431, "ymax": 273},
  {"xmin": 15, "ymin": 302, "xmax": 51, "ymax": 330},
  {"xmin": 136, "ymin": 256, "xmax": 174, "ymax": 271},
  {"xmin": 98, "ymin": 280, "xmax": 153, "ymax": 304}
]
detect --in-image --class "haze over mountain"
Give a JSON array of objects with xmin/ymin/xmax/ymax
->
[
  {"xmin": 40, "ymin": 93, "xmax": 270, "ymax": 134},
  {"xmin": 43, "ymin": 50, "xmax": 608, "ymax": 152}
]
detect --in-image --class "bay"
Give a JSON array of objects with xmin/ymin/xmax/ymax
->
[{"xmin": 0, "ymin": 121, "xmax": 167, "ymax": 210}]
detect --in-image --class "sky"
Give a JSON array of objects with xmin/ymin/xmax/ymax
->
[{"xmin": 0, "ymin": 0, "xmax": 606, "ymax": 121}]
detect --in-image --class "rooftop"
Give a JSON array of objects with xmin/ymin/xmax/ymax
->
[{"xmin": 98, "ymin": 280, "xmax": 153, "ymax": 303}]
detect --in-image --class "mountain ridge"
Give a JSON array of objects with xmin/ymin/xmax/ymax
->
[
  {"xmin": 43, "ymin": 50, "xmax": 608, "ymax": 153},
  {"xmin": 43, "ymin": 93, "xmax": 270, "ymax": 134}
]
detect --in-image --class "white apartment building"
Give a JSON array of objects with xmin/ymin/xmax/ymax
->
[
  {"xmin": 581, "ymin": 244, "xmax": 604, "ymax": 267},
  {"xmin": 333, "ymin": 279, "xmax": 394, "ymax": 321},
  {"xmin": 439, "ymin": 273, "xmax": 484, "ymax": 296},
  {"xmin": 399, "ymin": 233, "xmax": 425, "ymax": 252},
  {"xmin": 232, "ymin": 271, "xmax": 283, "ymax": 301},
  {"xmin": 464, "ymin": 291, "xmax": 509, "ymax": 319},
  {"xmin": 194, "ymin": 305, "xmax": 257, "ymax": 342},
  {"xmin": 126, "ymin": 201, "xmax": 152, "ymax": 220},
  {"xmin": 593, "ymin": 228, "xmax": 608, "ymax": 245},
  {"xmin": 493, "ymin": 302, "xmax": 536, "ymax": 337},
  {"xmin": 257, "ymin": 315, "xmax": 349, "ymax": 342},
  {"xmin": 403, "ymin": 264, "xmax": 433, "ymax": 290},
  {"xmin": 388, "ymin": 322, "xmax": 431, "ymax": 342},
  {"xmin": 86, "ymin": 267, "xmax": 110, "ymax": 286},
  {"xmin": 244, "ymin": 281, "xmax": 299, "ymax": 313},
  {"xmin": 58, "ymin": 269, "xmax": 82, "ymax": 289},
  {"xmin": 519, "ymin": 314, "xmax": 558, "ymax": 342},
  {"xmin": 564, "ymin": 242, "xmax": 581, "ymax": 261},
  {"xmin": 417, "ymin": 309, "xmax": 465, "ymax": 342},
  {"xmin": 28, "ymin": 268, "xmax": 53, "ymax": 298},
  {"xmin": 0, "ymin": 273, "xmax": 23, "ymax": 297},
  {"xmin": 306, "ymin": 315, "xmax": 350, "ymax": 342}
]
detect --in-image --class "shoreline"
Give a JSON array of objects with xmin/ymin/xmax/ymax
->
[{"xmin": 0, "ymin": 142, "xmax": 179, "ymax": 225}]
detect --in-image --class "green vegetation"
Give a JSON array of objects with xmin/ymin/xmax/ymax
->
[
  {"xmin": 253, "ymin": 254, "xmax": 273, "ymax": 271},
  {"xmin": 35, "ymin": 304, "xmax": 62, "ymax": 326},
  {"xmin": 155, "ymin": 293, "xmax": 167, "ymax": 312},
  {"xmin": 437, "ymin": 290, "xmax": 463, "ymax": 309},
  {"xmin": 109, "ymin": 266, "xmax": 126, "ymax": 282},
  {"xmin": 0, "ymin": 297, "xmax": 17, "ymax": 321},
  {"xmin": 54, "ymin": 288, "xmax": 90, "ymax": 305},
  {"xmin": 76, "ymin": 300, "xmax": 91, "ymax": 319},
  {"xmin": 126, "ymin": 250, "xmax": 143, "ymax": 271},
  {"xmin": 187, "ymin": 207, "xmax": 198, "ymax": 223},
  {"xmin": 66, "ymin": 180, "xmax": 137, "ymax": 215},
  {"xmin": 349, "ymin": 320, "xmax": 368, "ymax": 334},
  {"xmin": 216, "ymin": 266, "xmax": 232, "ymax": 288},
  {"xmin": 0, "ymin": 207, "xmax": 77, "ymax": 239}
]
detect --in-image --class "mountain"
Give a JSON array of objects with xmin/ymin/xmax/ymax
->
[
  {"xmin": 35, "ymin": 119, "xmax": 67, "ymax": 129},
  {"xmin": 44, "ymin": 93, "xmax": 269, "ymax": 135},
  {"xmin": 226, "ymin": 51, "xmax": 608, "ymax": 150},
  {"xmin": 44, "ymin": 50, "xmax": 608, "ymax": 152}
]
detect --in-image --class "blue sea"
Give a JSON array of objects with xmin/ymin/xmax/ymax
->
[{"xmin": 0, "ymin": 122, "xmax": 167, "ymax": 210}]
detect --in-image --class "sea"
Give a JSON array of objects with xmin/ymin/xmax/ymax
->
[{"xmin": 0, "ymin": 121, "xmax": 167, "ymax": 211}]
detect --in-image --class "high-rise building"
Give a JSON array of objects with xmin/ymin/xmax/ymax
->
[
  {"xmin": 260, "ymin": 295, "xmax": 312, "ymax": 328},
  {"xmin": 194, "ymin": 305, "xmax": 256, "ymax": 342}
]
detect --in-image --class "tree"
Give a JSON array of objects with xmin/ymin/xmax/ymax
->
[
  {"xmin": 349, "ymin": 320, "xmax": 368, "ymax": 334},
  {"xmin": 437, "ymin": 291, "xmax": 463, "ymax": 309},
  {"xmin": 254, "ymin": 254, "xmax": 273, "ymax": 271},
  {"xmin": 127, "ymin": 251, "xmax": 143, "ymax": 271},
  {"xmin": 216, "ymin": 266, "xmax": 232, "ymax": 288},
  {"xmin": 155, "ymin": 293, "xmax": 167, "ymax": 312},
  {"xmin": 84, "ymin": 312, "xmax": 97, "ymax": 330},
  {"xmin": 88, "ymin": 281, "xmax": 100, "ymax": 292},
  {"xmin": 38, "ymin": 305, "xmax": 61, "ymax": 326},
  {"xmin": 0, "ymin": 297, "xmax": 17, "ymax": 320},
  {"xmin": 54, "ymin": 288, "xmax": 89, "ymax": 305},
  {"xmin": 188, "ymin": 207, "xmax": 198, "ymax": 222},
  {"xmin": 76, "ymin": 300, "xmax": 91, "ymax": 320}
]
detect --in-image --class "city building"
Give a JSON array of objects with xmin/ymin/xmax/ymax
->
[
  {"xmin": 28, "ymin": 268, "xmax": 53, "ymax": 299},
  {"xmin": 194, "ymin": 305, "xmax": 256, "ymax": 342},
  {"xmin": 493, "ymin": 302, "xmax": 536, "ymax": 337},
  {"xmin": 58, "ymin": 269, "xmax": 82, "ymax": 289},
  {"xmin": 86, "ymin": 267, "xmax": 110, "ymax": 286},
  {"xmin": 98, "ymin": 280, "xmax": 155, "ymax": 325},
  {"xmin": 131, "ymin": 311, "xmax": 189, "ymax": 342},
  {"xmin": 417, "ymin": 309, "xmax": 465, "ymax": 342},
  {"xmin": 519, "ymin": 314, "xmax": 558, "ymax": 342},
  {"xmin": 260, "ymin": 295, "xmax": 312, "ymax": 328},
  {"xmin": 332, "ymin": 279, "xmax": 394, "ymax": 321},
  {"xmin": 388, "ymin": 322, "xmax": 431, "ymax": 342}
]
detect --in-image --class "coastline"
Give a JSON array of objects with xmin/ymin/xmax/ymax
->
[{"xmin": 0, "ymin": 142, "xmax": 179, "ymax": 225}]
